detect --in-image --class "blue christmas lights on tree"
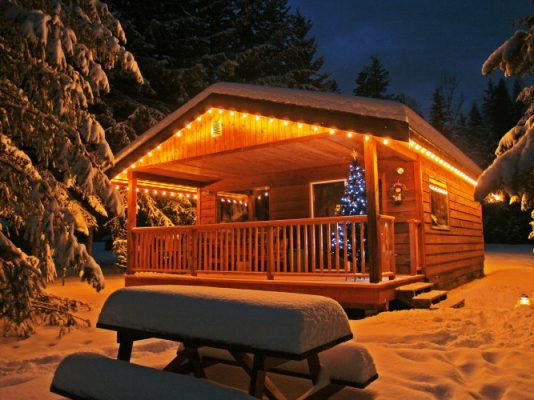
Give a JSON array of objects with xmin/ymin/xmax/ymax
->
[{"xmin": 332, "ymin": 153, "xmax": 367, "ymax": 266}]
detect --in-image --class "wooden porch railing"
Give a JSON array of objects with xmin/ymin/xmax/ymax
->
[{"xmin": 129, "ymin": 215, "xmax": 396, "ymax": 279}]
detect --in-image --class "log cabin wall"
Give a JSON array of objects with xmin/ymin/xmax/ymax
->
[
  {"xmin": 420, "ymin": 158, "xmax": 484, "ymax": 289},
  {"xmin": 269, "ymin": 164, "xmax": 349, "ymax": 220},
  {"xmin": 379, "ymin": 159, "xmax": 418, "ymax": 274},
  {"xmin": 199, "ymin": 191, "xmax": 217, "ymax": 224}
]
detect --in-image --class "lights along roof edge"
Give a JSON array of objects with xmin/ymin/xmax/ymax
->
[{"xmin": 107, "ymin": 82, "xmax": 481, "ymax": 179}]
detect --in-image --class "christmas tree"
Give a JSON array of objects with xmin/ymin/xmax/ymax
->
[{"xmin": 332, "ymin": 152, "xmax": 367, "ymax": 265}]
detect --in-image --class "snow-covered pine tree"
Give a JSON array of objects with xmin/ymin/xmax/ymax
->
[
  {"xmin": 0, "ymin": 0, "xmax": 142, "ymax": 337},
  {"xmin": 475, "ymin": 14, "xmax": 534, "ymax": 243}
]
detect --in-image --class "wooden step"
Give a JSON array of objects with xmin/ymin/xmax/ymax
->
[
  {"xmin": 395, "ymin": 282, "xmax": 434, "ymax": 307},
  {"xmin": 412, "ymin": 290, "xmax": 448, "ymax": 308},
  {"xmin": 430, "ymin": 296, "xmax": 465, "ymax": 310},
  {"xmin": 395, "ymin": 282, "xmax": 434, "ymax": 294}
]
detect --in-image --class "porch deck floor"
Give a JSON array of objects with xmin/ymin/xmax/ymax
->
[{"xmin": 125, "ymin": 272, "xmax": 424, "ymax": 310}]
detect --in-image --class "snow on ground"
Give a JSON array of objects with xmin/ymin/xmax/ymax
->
[{"xmin": 0, "ymin": 244, "xmax": 533, "ymax": 399}]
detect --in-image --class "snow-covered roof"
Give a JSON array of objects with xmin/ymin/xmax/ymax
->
[{"xmin": 109, "ymin": 82, "xmax": 482, "ymax": 177}]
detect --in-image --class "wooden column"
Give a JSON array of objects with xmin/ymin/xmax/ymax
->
[
  {"xmin": 364, "ymin": 138, "xmax": 382, "ymax": 283},
  {"xmin": 126, "ymin": 170, "xmax": 137, "ymax": 274},
  {"xmin": 413, "ymin": 155, "xmax": 426, "ymax": 273}
]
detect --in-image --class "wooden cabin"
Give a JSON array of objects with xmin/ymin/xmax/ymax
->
[{"xmin": 108, "ymin": 83, "xmax": 484, "ymax": 311}]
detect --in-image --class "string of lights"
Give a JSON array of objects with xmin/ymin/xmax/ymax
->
[{"xmin": 111, "ymin": 108, "xmax": 479, "ymax": 191}]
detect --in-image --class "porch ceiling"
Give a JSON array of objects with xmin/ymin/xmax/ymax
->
[{"xmin": 134, "ymin": 134, "xmax": 408, "ymax": 190}]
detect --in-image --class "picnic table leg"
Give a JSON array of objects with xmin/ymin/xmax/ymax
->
[
  {"xmin": 297, "ymin": 357, "xmax": 345, "ymax": 400},
  {"xmin": 163, "ymin": 345, "xmax": 192, "ymax": 374},
  {"xmin": 117, "ymin": 332, "xmax": 133, "ymax": 362},
  {"xmin": 163, "ymin": 345, "xmax": 206, "ymax": 378},
  {"xmin": 250, "ymin": 354, "xmax": 267, "ymax": 398},
  {"xmin": 307, "ymin": 354, "xmax": 321, "ymax": 385},
  {"xmin": 230, "ymin": 352, "xmax": 287, "ymax": 400},
  {"xmin": 184, "ymin": 346, "xmax": 207, "ymax": 379}
]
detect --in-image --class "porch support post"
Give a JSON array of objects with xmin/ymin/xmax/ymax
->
[
  {"xmin": 127, "ymin": 170, "xmax": 137, "ymax": 275},
  {"xmin": 364, "ymin": 138, "xmax": 382, "ymax": 283}
]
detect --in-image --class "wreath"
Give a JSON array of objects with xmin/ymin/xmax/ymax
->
[{"xmin": 390, "ymin": 181, "xmax": 407, "ymax": 204}]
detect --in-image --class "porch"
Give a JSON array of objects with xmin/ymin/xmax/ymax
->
[{"xmin": 125, "ymin": 215, "xmax": 424, "ymax": 309}]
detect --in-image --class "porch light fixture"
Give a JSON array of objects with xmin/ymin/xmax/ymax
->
[{"xmin": 211, "ymin": 119, "xmax": 223, "ymax": 138}]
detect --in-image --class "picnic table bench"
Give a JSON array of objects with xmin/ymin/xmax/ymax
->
[{"xmin": 51, "ymin": 285, "xmax": 378, "ymax": 399}]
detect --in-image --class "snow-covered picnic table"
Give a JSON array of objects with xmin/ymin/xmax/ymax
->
[{"xmin": 95, "ymin": 285, "xmax": 358, "ymax": 398}]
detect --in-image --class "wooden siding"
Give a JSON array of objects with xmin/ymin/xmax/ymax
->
[
  {"xmin": 421, "ymin": 158, "xmax": 484, "ymax": 289},
  {"xmin": 270, "ymin": 184, "xmax": 309, "ymax": 220},
  {"xmin": 132, "ymin": 112, "xmax": 337, "ymax": 170},
  {"xmin": 199, "ymin": 191, "xmax": 216, "ymax": 224}
]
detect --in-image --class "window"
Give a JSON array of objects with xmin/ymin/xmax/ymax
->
[
  {"xmin": 217, "ymin": 193, "xmax": 248, "ymax": 223},
  {"xmin": 254, "ymin": 189, "xmax": 270, "ymax": 221},
  {"xmin": 310, "ymin": 180, "xmax": 346, "ymax": 218},
  {"xmin": 429, "ymin": 178, "xmax": 449, "ymax": 229}
]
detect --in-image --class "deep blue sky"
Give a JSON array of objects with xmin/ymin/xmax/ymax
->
[{"xmin": 289, "ymin": 0, "xmax": 533, "ymax": 115}]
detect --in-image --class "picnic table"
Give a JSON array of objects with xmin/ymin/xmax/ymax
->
[
  {"xmin": 51, "ymin": 285, "xmax": 378, "ymax": 399},
  {"xmin": 96, "ymin": 285, "xmax": 353, "ymax": 398}
]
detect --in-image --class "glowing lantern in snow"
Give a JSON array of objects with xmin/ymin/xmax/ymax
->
[{"xmin": 516, "ymin": 294, "xmax": 531, "ymax": 307}]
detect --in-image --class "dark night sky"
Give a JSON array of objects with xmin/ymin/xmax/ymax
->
[{"xmin": 289, "ymin": 0, "xmax": 533, "ymax": 115}]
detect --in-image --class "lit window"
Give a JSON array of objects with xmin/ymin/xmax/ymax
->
[{"xmin": 429, "ymin": 178, "xmax": 449, "ymax": 229}]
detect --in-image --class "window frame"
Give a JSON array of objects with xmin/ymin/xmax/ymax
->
[
  {"xmin": 309, "ymin": 179, "xmax": 347, "ymax": 218},
  {"xmin": 428, "ymin": 177, "xmax": 450, "ymax": 230}
]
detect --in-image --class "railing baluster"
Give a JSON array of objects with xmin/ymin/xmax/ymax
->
[
  {"xmin": 326, "ymin": 224, "xmax": 332, "ymax": 272},
  {"xmin": 311, "ymin": 223, "xmax": 316, "ymax": 272},
  {"xmin": 289, "ymin": 225, "xmax": 295, "ymax": 272},
  {"xmin": 304, "ymin": 224, "xmax": 309, "ymax": 273},
  {"xmin": 319, "ymin": 224, "xmax": 324, "ymax": 272},
  {"xmin": 334, "ymin": 223, "xmax": 340, "ymax": 272},
  {"xmin": 360, "ymin": 223, "xmax": 365, "ymax": 273},
  {"xmin": 248, "ymin": 227, "xmax": 252, "ymax": 271},
  {"xmin": 282, "ymin": 226, "xmax": 287, "ymax": 273},
  {"xmin": 296, "ymin": 225, "xmax": 301, "ymax": 273},
  {"xmin": 351, "ymin": 222, "xmax": 356, "ymax": 274},
  {"xmin": 342, "ymin": 223, "xmax": 348, "ymax": 272}
]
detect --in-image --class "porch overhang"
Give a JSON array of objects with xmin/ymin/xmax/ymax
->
[
  {"xmin": 127, "ymin": 132, "xmax": 414, "ymax": 193},
  {"xmin": 108, "ymin": 83, "xmax": 418, "ymax": 179}
]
